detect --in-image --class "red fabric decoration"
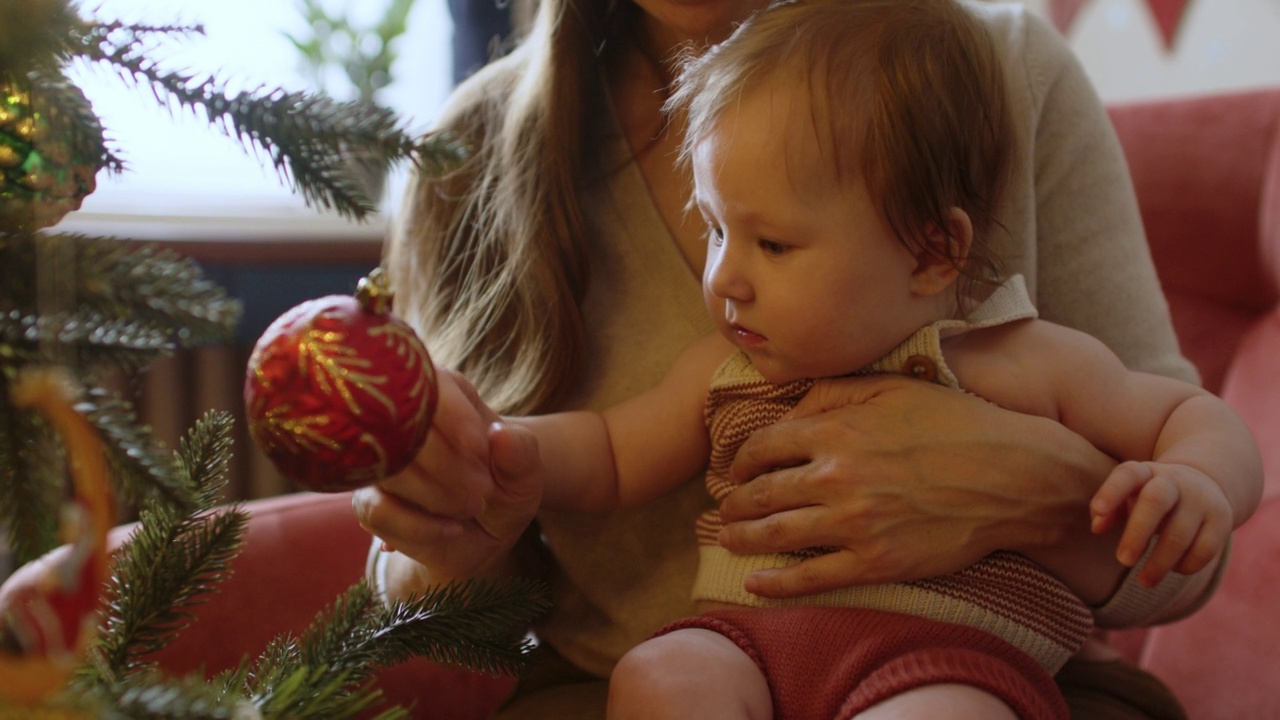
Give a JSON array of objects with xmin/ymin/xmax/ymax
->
[
  {"xmin": 1048, "ymin": 0, "xmax": 1089, "ymax": 35},
  {"xmin": 1049, "ymin": 0, "xmax": 1193, "ymax": 50},
  {"xmin": 1143, "ymin": 0, "xmax": 1193, "ymax": 49}
]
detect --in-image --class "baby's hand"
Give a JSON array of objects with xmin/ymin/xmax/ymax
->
[{"xmin": 1090, "ymin": 461, "xmax": 1232, "ymax": 587}]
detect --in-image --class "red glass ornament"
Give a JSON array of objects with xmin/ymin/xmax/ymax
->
[{"xmin": 244, "ymin": 270, "xmax": 437, "ymax": 491}]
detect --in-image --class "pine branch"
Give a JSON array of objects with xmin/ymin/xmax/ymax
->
[
  {"xmin": 4, "ymin": 6, "xmax": 471, "ymax": 222},
  {"xmin": 95, "ymin": 670, "xmax": 248, "ymax": 719},
  {"xmin": 46, "ymin": 666, "xmax": 249, "ymax": 717},
  {"xmin": 171, "ymin": 410, "xmax": 236, "ymax": 511},
  {"xmin": 68, "ymin": 17, "xmax": 470, "ymax": 218},
  {"xmin": 414, "ymin": 130, "xmax": 470, "ymax": 178},
  {"xmin": 76, "ymin": 40, "xmax": 413, "ymax": 220},
  {"xmin": 0, "ymin": 309, "xmax": 173, "ymax": 357},
  {"xmin": 373, "ymin": 578, "xmax": 551, "ymax": 677},
  {"xmin": 244, "ymin": 630, "xmax": 403, "ymax": 720},
  {"xmin": 79, "ymin": 387, "xmax": 199, "ymax": 513},
  {"xmin": 0, "ymin": 317, "xmax": 169, "ymax": 377},
  {"xmin": 76, "ymin": 240, "xmax": 242, "ymax": 344},
  {"xmin": 0, "ymin": 233, "xmax": 241, "ymax": 348},
  {"xmin": 88, "ymin": 507, "xmax": 246, "ymax": 684},
  {"xmin": 86, "ymin": 412, "xmax": 244, "ymax": 684},
  {"xmin": 250, "ymin": 665, "xmax": 404, "ymax": 720},
  {"xmin": 24, "ymin": 67, "xmax": 123, "ymax": 175},
  {"xmin": 0, "ymin": 0, "xmax": 82, "ymax": 76},
  {"xmin": 293, "ymin": 582, "xmax": 382, "ymax": 675},
  {"xmin": 239, "ymin": 578, "xmax": 546, "ymax": 719},
  {"xmin": 0, "ymin": 379, "xmax": 62, "ymax": 565}
]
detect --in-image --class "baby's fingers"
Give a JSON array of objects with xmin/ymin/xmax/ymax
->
[
  {"xmin": 1137, "ymin": 478, "xmax": 1233, "ymax": 587},
  {"xmin": 1173, "ymin": 520, "xmax": 1231, "ymax": 576},
  {"xmin": 1158, "ymin": 503, "xmax": 1232, "ymax": 580},
  {"xmin": 1092, "ymin": 461, "xmax": 1153, "ymax": 534},
  {"xmin": 1115, "ymin": 474, "xmax": 1179, "ymax": 568}
]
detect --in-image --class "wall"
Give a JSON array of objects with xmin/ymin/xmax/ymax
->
[{"xmin": 1020, "ymin": 0, "xmax": 1280, "ymax": 101}]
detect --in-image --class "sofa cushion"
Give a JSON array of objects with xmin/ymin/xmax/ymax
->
[
  {"xmin": 1109, "ymin": 89, "xmax": 1280, "ymax": 392},
  {"xmin": 1135, "ymin": 499, "xmax": 1280, "ymax": 719}
]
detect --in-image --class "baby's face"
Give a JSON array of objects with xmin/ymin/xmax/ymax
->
[{"xmin": 693, "ymin": 84, "xmax": 926, "ymax": 385}]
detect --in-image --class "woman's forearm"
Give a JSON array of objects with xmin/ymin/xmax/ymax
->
[
  {"xmin": 719, "ymin": 376, "xmax": 1122, "ymax": 595},
  {"xmin": 995, "ymin": 410, "xmax": 1130, "ymax": 605}
]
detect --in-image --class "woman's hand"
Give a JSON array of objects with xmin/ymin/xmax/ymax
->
[
  {"xmin": 351, "ymin": 369, "xmax": 543, "ymax": 585},
  {"xmin": 717, "ymin": 374, "xmax": 1120, "ymax": 600}
]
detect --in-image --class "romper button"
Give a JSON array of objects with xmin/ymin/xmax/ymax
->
[{"xmin": 903, "ymin": 355, "xmax": 938, "ymax": 382}]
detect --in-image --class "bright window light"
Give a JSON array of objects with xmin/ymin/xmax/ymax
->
[{"xmin": 67, "ymin": 0, "xmax": 453, "ymax": 223}]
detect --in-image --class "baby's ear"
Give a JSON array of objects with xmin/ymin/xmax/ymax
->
[{"xmin": 910, "ymin": 207, "xmax": 972, "ymax": 297}]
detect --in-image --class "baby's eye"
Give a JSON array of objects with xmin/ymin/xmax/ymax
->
[
  {"xmin": 706, "ymin": 225, "xmax": 725, "ymax": 246},
  {"xmin": 759, "ymin": 239, "xmax": 787, "ymax": 255}
]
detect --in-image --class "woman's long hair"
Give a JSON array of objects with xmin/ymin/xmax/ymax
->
[{"xmin": 385, "ymin": 0, "xmax": 623, "ymax": 414}]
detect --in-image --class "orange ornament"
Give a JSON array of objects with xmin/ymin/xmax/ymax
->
[
  {"xmin": 1, "ymin": 369, "xmax": 114, "ymax": 705},
  {"xmin": 244, "ymin": 269, "xmax": 437, "ymax": 491}
]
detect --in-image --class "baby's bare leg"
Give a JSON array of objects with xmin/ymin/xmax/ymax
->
[
  {"xmin": 855, "ymin": 683, "xmax": 1018, "ymax": 719},
  {"xmin": 608, "ymin": 628, "xmax": 772, "ymax": 720}
]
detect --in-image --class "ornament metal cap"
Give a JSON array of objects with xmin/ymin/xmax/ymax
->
[{"xmin": 355, "ymin": 267, "xmax": 394, "ymax": 315}]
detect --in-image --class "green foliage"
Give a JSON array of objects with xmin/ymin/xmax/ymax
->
[
  {"xmin": 283, "ymin": 0, "xmax": 419, "ymax": 104},
  {"xmin": 0, "ymin": 232, "xmax": 241, "ymax": 563},
  {"xmin": 0, "ymin": 390, "xmax": 62, "ymax": 562},
  {"xmin": 53, "ymin": 413, "xmax": 549, "ymax": 718},
  {"xmin": 81, "ymin": 411, "xmax": 244, "ymax": 685},
  {"xmin": 73, "ymin": 17, "xmax": 414, "ymax": 219},
  {"xmin": 0, "ymin": 0, "xmax": 82, "ymax": 75},
  {"xmin": 0, "ymin": 4, "xmax": 543, "ymax": 718},
  {"xmin": 2, "ymin": 0, "xmax": 461, "ymax": 222},
  {"xmin": 242, "ymin": 578, "xmax": 548, "ymax": 720}
]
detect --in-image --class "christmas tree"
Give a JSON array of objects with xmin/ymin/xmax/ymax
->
[{"xmin": 0, "ymin": 0, "xmax": 546, "ymax": 716}]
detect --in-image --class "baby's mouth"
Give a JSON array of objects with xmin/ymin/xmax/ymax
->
[{"xmin": 731, "ymin": 323, "xmax": 766, "ymax": 346}]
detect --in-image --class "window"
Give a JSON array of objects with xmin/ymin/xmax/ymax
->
[{"xmin": 66, "ymin": 0, "xmax": 453, "ymax": 233}]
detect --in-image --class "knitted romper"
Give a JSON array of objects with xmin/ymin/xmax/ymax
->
[{"xmin": 656, "ymin": 278, "xmax": 1092, "ymax": 720}]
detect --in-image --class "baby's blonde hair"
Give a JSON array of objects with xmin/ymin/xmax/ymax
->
[{"xmin": 669, "ymin": 0, "xmax": 1012, "ymax": 291}]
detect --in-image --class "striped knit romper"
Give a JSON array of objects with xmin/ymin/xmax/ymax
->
[{"xmin": 660, "ymin": 277, "xmax": 1089, "ymax": 720}]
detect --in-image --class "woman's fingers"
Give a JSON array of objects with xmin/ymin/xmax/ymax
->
[{"xmin": 351, "ymin": 484, "xmax": 466, "ymax": 550}]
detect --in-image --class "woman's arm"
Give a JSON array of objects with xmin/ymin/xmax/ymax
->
[{"xmin": 1015, "ymin": 10, "xmax": 1197, "ymax": 384}]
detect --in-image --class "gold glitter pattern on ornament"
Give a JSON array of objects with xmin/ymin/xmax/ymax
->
[
  {"xmin": 298, "ymin": 319, "xmax": 396, "ymax": 418},
  {"xmin": 367, "ymin": 320, "xmax": 435, "ymax": 428},
  {"xmin": 256, "ymin": 403, "xmax": 341, "ymax": 453},
  {"xmin": 343, "ymin": 433, "xmax": 388, "ymax": 486}
]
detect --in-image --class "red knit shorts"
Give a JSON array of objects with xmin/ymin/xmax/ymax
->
[{"xmin": 655, "ymin": 607, "xmax": 1067, "ymax": 720}]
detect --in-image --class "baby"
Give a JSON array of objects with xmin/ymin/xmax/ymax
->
[{"xmin": 450, "ymin": 0, "xmax": 1261, "ymax": 717}]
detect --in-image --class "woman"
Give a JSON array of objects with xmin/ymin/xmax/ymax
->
[{"xmin": 354, "ymin": 0, "xmax": 1222, "ymax": 717}]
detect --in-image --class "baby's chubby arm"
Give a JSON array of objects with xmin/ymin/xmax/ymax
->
[
  {"xmin": 956, "ymin": 319, "xmax": 1263, "ymax": 592},
  {"xmin": 1088, "ymin": 397, "xmax": 1260, "ymax": 587},
  {"xmin": 513, "ymin": 333, "xmax": 735, "ymax": 513}
]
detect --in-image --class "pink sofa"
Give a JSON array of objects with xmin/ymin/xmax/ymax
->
[
  {"xmin": 1102, "ymin": 87, "xmax": 1280, "ymax": 719},
  {"xmin": 3, "ymin": 88, "xmax": 1279, "ymax": 719}
]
